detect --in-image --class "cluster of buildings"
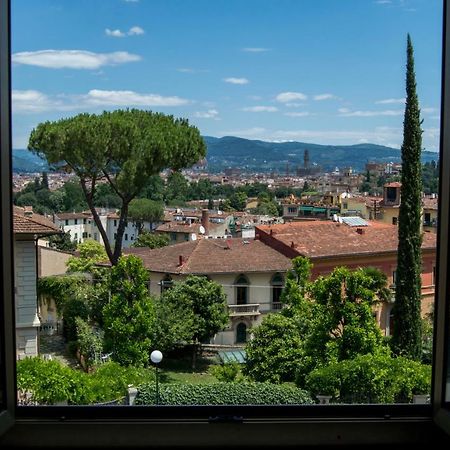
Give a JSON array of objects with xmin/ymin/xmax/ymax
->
[{"xmin": 12, "ymin": 157, "xmax": 439, "ymax": 357}]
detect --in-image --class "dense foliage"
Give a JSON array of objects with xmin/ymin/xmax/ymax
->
[
  {"xmin": 304, "ymin": 353, "xmax": 431, "ymax": 404},
  {"xmin": 243, "ymin": 314, "xmax": 304, "ymax": 383},
  {"xmin": 131, "ymin": 231, "xmax": 170, "ymax": 249},
  {"xmin": 244, "ymin": 259, "xmax": 390, "ymax": 386},
  {"xmin": 159, "ymin": 275, "xmax": 228, "ymax": 367},
  {"xmin": 392, "ymin": 35, "xmax": 423, "ymax": 360},
  {"xmin": 17, "ymin": 358, "xmax": 155, "ymax": 405},
  {"xmin": 102, "ymin": 255, "xmax": 156, "ymax": 367},
  {"xmin": 128, "ymin": 198, "xmax": 164, "ymax": 233},
  {"xmin": 136, "ymin": 382, "xmax": 312, "ymax": 405},
  {"xmin": 66, "ymin": 239, "xmax": 108, "ymax": 274},
  {"xmin": 28, "ymin": 109, "xmax": 206, "ymax": 265}
]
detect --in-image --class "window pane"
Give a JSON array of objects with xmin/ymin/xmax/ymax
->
[{"xmin": 10, "ymin": 0, "xmax": 443, "ymax": 409}]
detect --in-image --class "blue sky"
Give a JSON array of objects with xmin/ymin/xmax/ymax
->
[{"xmin": 11, "ymin": 0, "xmax": 442, "ymax": 152}]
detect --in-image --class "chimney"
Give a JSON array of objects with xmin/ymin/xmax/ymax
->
[
  {"xmin": 201, "ymin": 209, "xmax": 209, "ymax": 235},
  {"xmin": 356, "ymin": 228, "xmax": 365, "ymax": 235},
  {"xmin": 178, "ymin": 255, "xmax": 184, "ymax": 266},
  {"xmin": 24, "ymin": 206, "xmax": 33, "ymax": 217}
]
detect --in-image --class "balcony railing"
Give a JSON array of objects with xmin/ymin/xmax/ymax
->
[
  {"xmin": 228, "ymin": 303, "xmax": 260, "ymax": 317},
  {"xmin": 271, "ymin": 302, "xmax": 283, "ymax": 311}
]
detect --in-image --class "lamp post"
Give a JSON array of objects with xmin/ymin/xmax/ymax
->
[{"xmin": 150, "ymin": 350, "xmax": 163, "ymax": 405}]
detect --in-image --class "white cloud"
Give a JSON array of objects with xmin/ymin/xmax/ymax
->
[
  {"xmin": 242, "ymin": 106, "xmax": 278, "ymax": 112},
  {"xmin": 247, "ymin": 95, "xmax": 263, "ymax": 101},
  {"xmin": 105, "ymin": 26, "xmax": 144, "ymax": 37},
  {"xmin": 375, "ymin": 98, "xmax": 405, "ymax": 104},
  {"xmin": 242, "ymin": 47, "xmax": 270, "ymax": 52},
  {"xmin": 313, "ymin": 93, "xmax": 337, "ymax": 101},
  {"xmin": 12, "ymin": 90, "xmax": 65, "ymax": 113},
  {"xmin": 285, "ymin": 102, "xmax": 306, "ymax": 108},
  {"xmin": 12, "ymin": 50, "xmax": 141, "ymax": 69},
  {"xmin": 275, "ymin": 91, "xmax": 308, "ymax": 103},
  {"xmin": 284, "ymin": 111, "xmax": 311, "ymax": 117},
  {"xmin": 105, "ymin": 28, "xmax": 126, "ymax": 37},
  {"xmin": 128, "ymin": 26, "xmax": 144, "ymax": 35},
  {"xmin": 84, "ymin": 89, "xmax": 189, "ymax": 106},
  {"xmin": 12, "ymin": 88, "xmax": 189, "ymax": 113},
  {"xmin": 338, "ymin": 109, "xmax": 403, "ymax": 117},
  {"xmin": 223, "ymin": 77, "xmax": 249, "ymax": 85},
  {"xmin": 194, "ymin": 109, "xmax": 219, "ymax": 119}
]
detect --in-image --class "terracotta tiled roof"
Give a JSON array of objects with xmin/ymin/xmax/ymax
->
[
  {"xmin": 124, "ymin": 238, "xmax": 293, "ymax": 274},
  {"xmin": 384, "ymin": 182, "xmax": 402, "ymax": 188},
  {"xmin": 13, "ymin": 206, "xmax": 61, "ymax": 235},
  {"xmin": 422, "ymin": 197, "xmax": 438, "ymax": 210},
  {"xmin": 155, "ymin": 222, "xmax": 204, "ymax": 234},
  {"xmin": 55, "ymin": 212, "xmax": 92, "ymax": 220},
  {"xmin": 257, "ymin": 220, "xmax": 436, "ymax": 259}
]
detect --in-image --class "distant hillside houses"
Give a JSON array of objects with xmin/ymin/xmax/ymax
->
[{"xmin": 53, "ymin": 210, "xmax": 156, "ymax": 248}]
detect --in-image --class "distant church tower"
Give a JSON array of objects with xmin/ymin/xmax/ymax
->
[{"xmin": 304, "ymin": 149, "xmax": 310, "ymax": 169}]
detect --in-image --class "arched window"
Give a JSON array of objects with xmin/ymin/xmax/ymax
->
[
  {"xmin": 160, "ymin": 274, "xmax": 173, "ymax": 293},
  {"xmin": 236, "ymin": 322, "xmax": 247, "ymax": 344},
  {"xmin": 235, "ymin": 275, "xmax": 249, "ymax": 305},
  {"xmin": 271, "ymin": 273, "xmax": 284, "ymax": 310}
]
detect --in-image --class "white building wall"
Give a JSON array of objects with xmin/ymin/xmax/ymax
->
[{"xmin": 15, "ymin": 240, "xmax": 40, "ymax": 359}]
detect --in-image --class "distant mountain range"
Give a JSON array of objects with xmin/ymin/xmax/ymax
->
[
  {"xmin": 13, "ymin": 149, "xmax": 48, "ymax": 173},
  {"xmin": 13, "ymin": 136, "xmax": 440, "ymax": 174},
  {"xmin": 203, "ymin": 136, "xmax": 439, "ymax": 173}
]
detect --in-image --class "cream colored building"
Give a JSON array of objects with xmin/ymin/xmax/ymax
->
[
  {"xmin": 13, "ymin": 206, "xmax": 61, "ymax": 359},
  {"xmin": 126, "ymin": 238, "xmax": 293, "ymax": 346}
]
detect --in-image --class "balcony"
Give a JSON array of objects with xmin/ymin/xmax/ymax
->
[
  {"xmin": 228, "ymin": 303, "xmax": 260, "ymax": 318},
  {"xmin": 271, "ymin": 302, "xmax": 284, "ymax": 311}
]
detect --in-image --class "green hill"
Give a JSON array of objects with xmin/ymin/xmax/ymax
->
[{"xmin": 203, "ymin": 136, "xmax": 439, "ymax": 173}]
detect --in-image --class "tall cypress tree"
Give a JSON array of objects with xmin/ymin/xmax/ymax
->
[{"xmin": 391, "ymin": 34, "xmax": 423, "ymax": 360}]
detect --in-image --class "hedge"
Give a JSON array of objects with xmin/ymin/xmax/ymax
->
[
  {"xmin": 17, "ymin": 358, "xmax": 155, "ymax": 405},
  {"xmin": 136, "ymin": 382, "xmax": 313, "ymax": 405},
  {"xmin": 303, "ymin": 353, "xmax": 431, "ymax": 404}
]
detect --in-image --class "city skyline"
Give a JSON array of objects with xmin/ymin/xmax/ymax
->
[{"xmin": 11, "ymin": 0, "xmax": 442, "ymax": 151}]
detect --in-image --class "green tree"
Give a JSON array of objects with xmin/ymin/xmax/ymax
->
[
  {"xmin": 305, "ymin": 267, "xmax": 385, "ymax": 368},
  {"xmin": 28, "ymin": 109, "xmax": 206, "ymax": 265},
  {"xmin": 93, "ymin": 183, "xmax": 122, "ymax": 209},
  {"xmin": 66, "ymin": 239, "xmax": 108, "ymax": 274},
  {"xmin": 102, "ymin": 255, "xmax": 155, "ymax": 367},
  {"xmin": 131, "ymin": 231, "xmax": 170, "ymax": 249},
  {"xmin": 128, "ymin": 198, "xmax": 164, "ymax": 234},
  {"xmin": 47, "ymin": 231, "xmax": 77, "ymax": 252},
  {"xmin": 138, "ymin": 175, "xmax": 165, "ymax": 202},
  {"xmin": 229, "ymin": 191, "xmax": 247, "ymax": 211},
  {"xmin": 161, "ymin": 275, "xmax": 228, "ymax": 368},
  {"xmin": 243, "ymin": 313, "xmax": 304, "ymax": 383},
  {"xmin": 61, "ymin": 179, "xmax": 88, "ymax": 212},
  {"xmin": 391, "ymin": 35, "xmax": 423, "ymax": 360},
  {"xmin": 280, "ymin": 256, "xmax": 313, "ymax": 318},
  {"xmin": 41, "ymin": 171, "xmax": 49, "ymax": 189},
  {"xmin": 165, "ymin": 171, "xmax": 190, "ymax": 203},
  {"xmin": 152, "ymin": 294, "xmax": 196, "ymax": 354}
]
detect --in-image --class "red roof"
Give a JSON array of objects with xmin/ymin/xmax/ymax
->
[
  {"xmin": 124, "ymin": 238, "xmax": 293, "ymax": 274},
  {"xmin": 13, "ymin": 206, "xmax": 61, "ymax": 235},
  {"xmin": 257, "ymin": 220, "xmax": 436, "ymax": 259}
]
